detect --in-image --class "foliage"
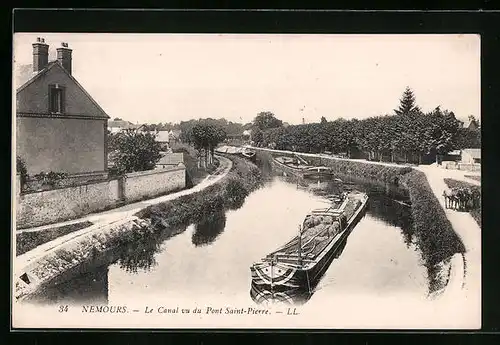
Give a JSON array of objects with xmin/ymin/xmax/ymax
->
[
  {"xmin": 394, "ymin": 86, "xmax": 421, "ymax": 116},
  {"xmin": 250, "ymin": 127, "xmax": 264, "ymax": 146},
  {"xmin": 400, "ymin": 170, "xmax": 466, "ymax": 293},
  {"xmin": 179, "ymin": 118, "xmax": 244, "ymax": 144},
  {"xmin": 110, "ymin": 130, "xmax": 162, "ymax": 174},
  {"xmin": 256, "ymin": 87, "xmax": 464, "ymax": 164},
  {"xmin": 253, "ymin": 111, "xmax": 283, "ymax": 131},
  {"xmin": 16, "ymin": 156, "xmax": 29, "ymax": 190},
  {"xmin": 16, "ymin": 221, "xmax": 93, "ymax": 256},
  {"xmin": 456, "ymin": 126, "xmax": 481, "ymax": 149},
  {"xmin": 32, "ymin": 171, "xmax": 69, "ymax": 187},
  {"xmin": 191, "ymin": 122, "xmax": 227, "ymax": 152}
]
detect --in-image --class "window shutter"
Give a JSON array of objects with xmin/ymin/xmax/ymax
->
[
  {"xmin": 60, "ymin": 86, "xmax": 66, "ymax": 113},
  {"xmin": 48, "ymin": 85, "xmax": 54, "ymax": 112}
]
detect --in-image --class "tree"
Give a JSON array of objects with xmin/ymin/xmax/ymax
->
[
  {"xmin": 395, "ymin": 86, "xmax": 421, "ymax": 116},
  {"xmin": 111, "ymin": 130, "xmax": 162, "ymax": 174},
  {"xmin": 113, "ymin": 117, "xmax": 123, "ymax": 121},
  {"xmin": 250, "ymin": 127, "xmax": 264, "ymax": 146},
  {"xmin": 190, "ymin": 122, "xmax": 226, "ymax": 167},
  {"xmin": 16, "ymin": 156, "xmax": 29, "ymax": 190},
  {"xmin": 253, "ymin": 111, "xmax": 283, "ymax": 131},
  {"xmin": 320, "ymin": 116, "xmax": 328, "ymax": 124}
]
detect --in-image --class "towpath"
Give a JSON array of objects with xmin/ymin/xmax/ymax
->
[
  {"xmin": 15, "ymin": 156, "xmax": 232, "ymax": 276},
  {"xmin": 415, "ymin": 164, "xmax": 481, "ymax": 306},
  {"xmin": 246, "ymin": 146, "xmax": 410, "ymax": 168}
]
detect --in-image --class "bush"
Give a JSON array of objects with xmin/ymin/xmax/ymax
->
[
  {"xmin": 16, "ymin": 221, "xmax": 93, "ymax": 256},
  {"xmin": 271, "ymin": 151, "xmax": 412, "ymax": 184},
  {"xmin": 16, "ymin": 156, "xmax": 29, "ymax": 190},
  {"xmin": 401, "ymin": 170, "xmax": 466, "ymax": 293},
  {"xmin": 32, "ymin": 171, "xmax": 69, "ymax": 188}
]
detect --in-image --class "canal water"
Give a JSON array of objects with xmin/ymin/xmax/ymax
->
[{"xmin": 26, "ymin": 171, "xmax": 439, "ymax": 312}]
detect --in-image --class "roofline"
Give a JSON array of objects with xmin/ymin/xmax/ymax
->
[
  {"xmin": 16, "ymin": 61, "xmax": 110, "ymax": 120},
  {"xmin": 16, "ymin": 61, "xmax": 59, "ymax": 93}
]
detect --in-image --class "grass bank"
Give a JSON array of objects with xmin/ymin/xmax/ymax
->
[
  {"xmin": 400, "ymin": 170, "xmax": 466, "ymax": 293},
  {"xmin": 443, "ymin": 178, "xmax": 482, "ymax": 227},
  {"xmin": 464, "ymin": 175, "xmax": 481, "ymax": 183},
  {"xmin": 16, "ymin": 221, "xmax": 93, "ymax": 256},
  {"xmin": 257, "ymin": 149, "xmax": 413, "ymax": 184}
]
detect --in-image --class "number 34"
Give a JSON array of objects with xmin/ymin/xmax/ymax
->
[{"xmin": 58, "ymin": 305, "xmax": 69, "ymax": 313}]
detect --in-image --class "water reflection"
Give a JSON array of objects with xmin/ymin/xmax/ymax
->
[
  {"xmin": 25, "ymin": 264, "xmax": 110, "ymax": 305},
  {"xmin": 250, "ymin": 231, "xmax": 351, "ymax": 306},
  {"xmin": 117, "ymin": 231, "xmax": 162, "ymax": 274},
  {"xmin": 192, "ymin": 211, "xmax": 227, "ymax": 247}
]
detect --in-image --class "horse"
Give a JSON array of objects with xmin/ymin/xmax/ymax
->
[
  {"xmin": 443, "ymin": 189, "xmax": 459, "ymax": 209},
  {"xmin": 444, "ymin": 186, "xmax": 481, "ymax": 212}
]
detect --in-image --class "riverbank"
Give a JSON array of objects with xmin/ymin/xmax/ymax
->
[
  {"xmin": 415, "ymin": 165, "xmax": 481, "ymax": 313},
  {"xmin": 14, "ymin": 155, "xmax": 261, "ymax": 301},
  {"xmin": 251, "ymin": 146, "xmax": 470, "ymax": 297}
]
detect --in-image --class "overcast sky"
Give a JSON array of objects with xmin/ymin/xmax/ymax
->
[{"xmin": 13, "ymin": 33, "xmax": 480, "ymax": 125}]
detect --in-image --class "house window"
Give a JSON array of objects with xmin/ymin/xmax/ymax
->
[{"xmin": 48, "ymin": 84, "xmax": 65, "ymax": 113}]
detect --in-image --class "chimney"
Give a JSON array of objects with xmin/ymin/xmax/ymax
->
[
  {"xmin": 32, "ymin": 37, "xmax": 49, "ymax": 73},
  {"xmin": 56, "ymin": 42, "xmax": 72, "ymax": 75}
]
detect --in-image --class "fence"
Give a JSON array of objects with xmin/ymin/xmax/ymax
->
[
  {"xmin": 442, "ymin": 161, "xmax": 481, "ymax": 172},
  {"xmin": 15, "ymin": 166, "xmax": 186, "ymax": 229}
]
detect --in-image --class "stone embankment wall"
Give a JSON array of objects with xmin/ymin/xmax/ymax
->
[{"xmin": 16, "ymin": 166, "xmax": 185, "ymax": 229}]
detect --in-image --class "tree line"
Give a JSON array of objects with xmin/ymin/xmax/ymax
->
[{"xmin": 250, "ymin": 87, "xmax": 481, "ymax": 164}]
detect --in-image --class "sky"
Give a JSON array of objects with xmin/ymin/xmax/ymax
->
[{"xmin": 13, "ymin": 33, "xmax": 480, "ymax": 125}]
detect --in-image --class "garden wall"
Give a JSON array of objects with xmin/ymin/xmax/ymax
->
[
  {"xmin": 16, "ymin": 167, "xmax": 186, "ymax": 229},
  {"xmin": 123, "ymin": 166, "xmax": 185, "ymax": 202}
]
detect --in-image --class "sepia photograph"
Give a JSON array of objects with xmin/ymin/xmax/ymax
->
[{"xmin": 12, "ymin": 32, "xmax": 481, "ymax": 329}]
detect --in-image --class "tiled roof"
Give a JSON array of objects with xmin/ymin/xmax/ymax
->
[
  {"xmin": 108, "ymin": 120, "xmax": 139, "ymax": 129},
  {"xmin": 157, "ymin": 153, "xmax": 184, "ymax": 166},
  {"xmin": 156, "ymin": 131, "xmax": 170, "ymax": 142}
]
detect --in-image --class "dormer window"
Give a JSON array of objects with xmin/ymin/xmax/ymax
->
[{"xmin": 48, "ymin": 84, "xmax": 65, "ymax": 113}]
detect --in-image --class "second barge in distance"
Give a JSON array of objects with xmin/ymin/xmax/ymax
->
[
  {"xmin": 271, "ymin": 155, "xmax": 338, "ymax": 180},
  {"xmin": 250, "ymin": 190, "xmax": 368, "ymax": 291}
]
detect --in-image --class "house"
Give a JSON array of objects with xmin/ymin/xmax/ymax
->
[
  {"xmin": 108, "ymin": 119, "xmax": 141, "ymax": 133},
  {"xmin": 461, "ymin": 148, "xmax": 481, "ymax": 164},
  {"xmin": 155, "ymin": 152, "xmax": 184, "ymax": 169},
  {"xmin": 168, "ymin": 129, "xmax": 181, "ymax": 145},
  {"xmin": 465, "ymin": 116, "xmax": 480, "ymax": 131},
  {"xmin": 16, "ymin": 38, "xmax": 110, "ymax": 181},
  {"xmin": 156, "ymin": 130, "xmax": 170, "ymax": 145}
]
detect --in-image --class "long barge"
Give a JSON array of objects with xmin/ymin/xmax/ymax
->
[
  {"xmin": 271, "ymin": 155, "xmax": 336, "ymax": 180},
  {"xmin": 250, "ymin": 191, "xmax": 368, "ymax": 291}
]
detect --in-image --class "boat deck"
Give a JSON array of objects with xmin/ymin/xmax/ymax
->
[{"xmin": 265, "ymin": 194, "xmax": 364, "ymax": 262}]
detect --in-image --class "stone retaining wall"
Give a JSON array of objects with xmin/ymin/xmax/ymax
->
[{"xmin": 16, "ymin": 167, "xmax": 186, "ymax": 229}]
